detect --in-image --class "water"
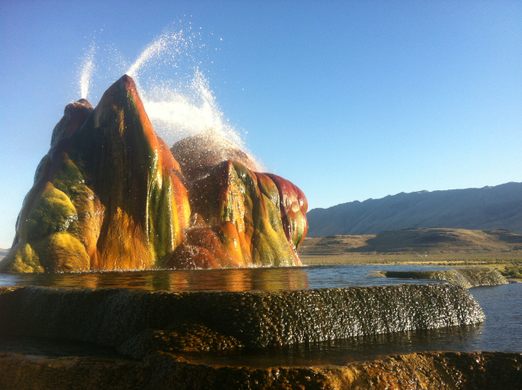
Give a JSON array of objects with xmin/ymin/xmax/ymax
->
[
  {"xmin": 0, "ymin": 265, "xmax": 446, "ymax": 292},
  {"xmin": 0, "ymin": 265, "xmax": 520, "ymax": 363},
  {"xmin": 470, "ymin": 284, "xmax": 522, "ymax": 352},
  {"xmin": 141, "ymin": 69, "xmax": 253, "ymax": 159},
  {"xmin": 185, "ymin": 326, "xmax": 487, "ymax": 367},
  {"xmin": 77, "ymin": 30, "xmax": 259, "ymax": 166},
  {"xmin": 79, "ymin": 43, "xmax": 95, "ymax": 99},
  {"xmin": 126, "ymin": 31, "xmax": 186, "ymax": 79},
  {"xmin": 190, "ymin": 283, "xmax": 521, "ymax": 367}
]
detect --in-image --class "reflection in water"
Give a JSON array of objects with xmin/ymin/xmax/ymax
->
[
  {"xmin": 0, "ymin": 265, "xmax": 448, "ymax": 292},
  {"xmin": 184, "ymin": 325, "xmax": 485, "ymax": 367},
  {"xmin": 1, "ymin": 267, "xmax": 310, "ymax": 292}
]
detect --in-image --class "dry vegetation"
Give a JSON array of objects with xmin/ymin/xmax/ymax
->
[{"xmin": 299, "ymin": 228, "xmax": 522, "ymax": 280}]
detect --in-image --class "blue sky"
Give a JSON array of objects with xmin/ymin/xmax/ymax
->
[{"xmin": 0, "ymin": 1, "xmax": 521, "ymax": 248}]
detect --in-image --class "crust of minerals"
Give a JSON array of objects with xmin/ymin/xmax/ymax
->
[
  {"xmin": 2, "ymin": 75, "xmax": 191, "ymax": 272},
  {"xmin": 0, "ymin": 285, "xmax": 505, "ymax": 389},
  {"xmin": 382, "ymin": 268, "xmax": 509, "ymax": 288},
  {"xmin": 168, "ymin": 160, "xmax": 307, "ymax": 268},
  {"xmin": 1, "ymin": 75, "xmax": 308, "ymax": 272},
  {"xmin": 0, "ymin": 351, "xmax": 520, "ymax": 390},
  {"xmin": 0, "ymin": 285, "xmax": 484, "ymax": 349}
]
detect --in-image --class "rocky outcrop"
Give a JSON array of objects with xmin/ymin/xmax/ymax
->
[
  {"xmin": 2, "ymin": 75, "xmax": 308, "ymax": 273},
  {"xmin": 0, "ymin": 285, "xmax": 484, "ymax": 351},
  {"xmin": 382, "ymin": 268, "xmax": 509, "ymax": 288},
  {"xmin": 0, "ymin": 284, "xmax": 496, "ymax": 388},
  {"xmin": 1, "ymin": 76, "xmax": 190, "ymax": 273},
  {"xmin": 0, "ymin": 350, "xmax": 520, "ymax": 389},
  {"xmin": 169, "ymin": 134, "xmax": 308, "ymax": 268},
  {"xmin": 169, "ymin": 160, "xmax": 308, "ymax": 268}
]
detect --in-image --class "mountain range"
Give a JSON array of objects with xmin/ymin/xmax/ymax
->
[
  {"xmin": 300, "ymin": 228, "xmax": 522, "ymax": 256},
  {"xmin": 308, "ymin": 182, "xmax": 522, "ymax": 237}
]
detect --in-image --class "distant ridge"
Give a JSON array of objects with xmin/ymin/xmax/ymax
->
[
  {"xmin": 308, "ymin": 182, "xmax": 522, "ymax": 237},
  {"xmin": 300, "ymin": 228, "xmax": 522, "ymax": 255}
]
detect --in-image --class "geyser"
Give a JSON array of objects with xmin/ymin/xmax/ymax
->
[
  {"xmin": 1, "ymin": 75, "xmax": 307, "ymax": 273},
  {"xmin": 126, "ymin": 31, "xmax": 186, "ymax": 79},
  {"xmin": 141, "ymin": 69, "xmax": 255, "ymax": 165},
  {"xmin": 79, "ymin": 43, "xmax": 95, "ymax": 99}
]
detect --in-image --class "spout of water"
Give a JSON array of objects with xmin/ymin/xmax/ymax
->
[{"xmin": 79, "ymin": 44, "xmax": 95, "ymax": 99}]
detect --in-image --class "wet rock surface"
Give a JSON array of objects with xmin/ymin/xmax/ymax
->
[
  {"xmin": 2, "ymin": 76, "xmax": 191, "ymax": 273},
  {"xmin": 0, "ymin": 350, "xmax": 519, "ymax": 389},
  {"xmin": 2, "ymin": 75, "xmax": 308, "ymax": 273},
  {"xmin": 118, "ymin": 325, "xmax": 244, "ymax": 359},
  {"xmin": 0, "ymin": 284, "xmax": 484, "ymax": 352},
  {"xmin": 383, "ymin": 268, "xmax": 508, "ymax": 288},
  {"xmin": 0, "ymin": 285, "xmax": 509, "ymax": 388},
  {"xmin": 168, "ymin": 160, "xmax": 308, "ymax": 269}
]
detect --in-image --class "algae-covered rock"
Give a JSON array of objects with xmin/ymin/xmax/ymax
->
[
  {"xmin": 8, "ymin": 243, "xmax": 43, "ymax": 273},
  {"xmin": 458, "ymin": 268, "xmax": 509, "ymax": 286},
  {"xmin": 0, "ymin": 285, "xmax": 497, "ymax": 388},
  {"xmin": 0, "ymin": 350, "xmax": 520, "ymax": 390},
  {"xmin": 3, "ymin": 75, "xmax": 309, "ymax": 272},
  {"xmin": 383, "ymin": 268, "xmax": 509, "ymax": 288},
  {"xmin": 168, "ymin": 160, "xmax": 307, "ymax": 268},
  {"xmin": 169, "ymin": 131, "xmax": 308, "ymax": 269},
  {"xmin": 0, "ymin": 285, "xmax": 484, "ymax": 349},
  {"xmin": 118, "ymin": 324, "xmax": 243, "ymax": 359},
  {"xmin": 1, "ymin": 75, "xmax": 191, "ymax": 272}
]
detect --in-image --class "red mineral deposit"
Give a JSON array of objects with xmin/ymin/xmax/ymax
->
[{"xmin": 1, "ymin": 75, "xmax": 307, "ymax": 273}]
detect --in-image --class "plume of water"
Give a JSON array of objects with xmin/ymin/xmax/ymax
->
[
  {"xmin": 140, "ymin": 71, "xmax": 260, "ymax": 169},
  {"xmin": 141, "ymin": 69, "xmax": 244, "ymax": 148},
  {"xmin": 126, "ymin": 31, "xmax": 187, "ymax": 79},
  {"xmin": 79, "ymin": 44, "xmax": 95, "ymax": 99},
  {"xmin": 126, "ymin": 31, "xmax": 259, "ymax": 167},
  {"xmin": 78, "ymin": 29, "xmax": 260, "ymax": 169}
]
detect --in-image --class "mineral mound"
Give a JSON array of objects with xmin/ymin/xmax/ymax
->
[{"xmin": 1, "ymin": 75, "xmax": 307, "ymax": 273}]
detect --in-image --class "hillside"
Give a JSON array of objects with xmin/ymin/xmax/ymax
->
[
  {"xmin": 0, "ymin": 249, "xmax": 7, "ymax": 260},
  {"xmin": 307, "ymin": 182, "xmax": 522, "ymax": 236},
  {"xmin": 299, "ymin": 228, "xmax": 522, "ymax": 256}
]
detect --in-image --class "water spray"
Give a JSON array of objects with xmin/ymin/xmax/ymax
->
[
  {"xmin": 126, "ymin": 31, "xmax": 186, "ymax": 79},
  {"xmin": 77, "ymin": 29, "xmax": 260, "ymax": 169},
  {"xmin": 79, "ymin": 43, "xmax": 95, "ymax": 99}
]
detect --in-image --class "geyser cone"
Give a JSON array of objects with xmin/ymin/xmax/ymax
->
[
  {"xmin": 266, "ymin": 173, "xmax": 308, "ymax": 249},
  {"xmin": 50, "ymin": 99, "xmax": 93, "ymax": 147},
  {"xmin": 168, "ymin": 160, "xmax": 307, "ymax": 268},
  {"xmin": 2, "ymin": 75, "xmax": 190, "ymax": 272},
  {"xmin": 2, "ymin": 74, "xmax": 308, "ymax": 273},
  {"xmin": 72, "ymin": 75, "xmax": 191, "ymax": 269},
  {"xmin": 168, "ymin": 131, "xmax": 308, "ymax": 268}
]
